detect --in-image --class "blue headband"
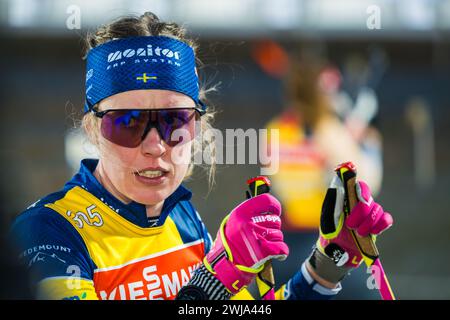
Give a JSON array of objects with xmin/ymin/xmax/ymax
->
[{"xmin": 84, "ymin": 36, "xmax": 203, "ymax": 113}]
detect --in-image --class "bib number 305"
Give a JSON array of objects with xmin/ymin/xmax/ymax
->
[{"xmin": 66, "ymin": 204, "xmax": 104, "ymax": 228}]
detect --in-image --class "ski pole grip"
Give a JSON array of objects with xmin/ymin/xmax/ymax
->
[
  {"xmin": 246, "ymin": 176, "xmax": 275, "ymax": 298},
  {"xmin": 334, "ymin": 162, "xmax": 379, "ymax": 261}
]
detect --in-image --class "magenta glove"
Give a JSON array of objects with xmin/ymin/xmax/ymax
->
[
  {"xmin": 204, "ymin": 193, "xmax": 289, "ymax": 294},
  {"xmin": 317, "ymin": 177, "xmax": 393, "ymax": 268}
]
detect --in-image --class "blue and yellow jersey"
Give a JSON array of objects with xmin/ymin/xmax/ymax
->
[
  {"xmin": 11, "ymin": 159, "xmax": 211, "ymax": 300},
  {"xmin": 11, "ymin": 159, "xmax": 339, "ymax": 300}
]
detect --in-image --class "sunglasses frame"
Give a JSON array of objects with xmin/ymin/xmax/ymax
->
[{"xmin": 90, "ymin": 106, "xmax": 207, "ymax": 118}]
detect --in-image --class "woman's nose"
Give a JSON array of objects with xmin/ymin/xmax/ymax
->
[{"xmin": 141, "ymin": 127, "xmax": 167, "ymax": 157}]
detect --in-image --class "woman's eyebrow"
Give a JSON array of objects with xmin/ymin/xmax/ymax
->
[{"xmin": 163, "ymin": 99, "xmax": 191, "ymax": 107}]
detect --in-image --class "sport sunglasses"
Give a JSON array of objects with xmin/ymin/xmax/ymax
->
[{"xmin": 91, "ymin": 107, "xmax": 206, "ymax": 148}]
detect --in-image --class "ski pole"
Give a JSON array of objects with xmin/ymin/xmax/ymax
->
[
  {"xmin": 246, "ymin": 176, "xmax": 276, "ymax": 300},
  {"xmin": 335, "ymin": 161, "xmax": 395, "ymax": 300}
]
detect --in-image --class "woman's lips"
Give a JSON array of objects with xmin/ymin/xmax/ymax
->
[{"xmin": 134, "ymin": 168, "xmax": 169, "ymax": 186}]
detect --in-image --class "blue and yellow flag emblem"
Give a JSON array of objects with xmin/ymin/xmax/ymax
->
[{"xmin": 136, "ymin": 73, "xmax": 157, "ymax": 83}]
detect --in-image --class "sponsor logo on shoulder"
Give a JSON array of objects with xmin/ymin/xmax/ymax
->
[
  {"xmin": 29, "ymin": 252, "xmax": 66, "ymax": 267},
  {"xmin": 20, "ymin": 244, "xmax": 72, "ymax": 259}
]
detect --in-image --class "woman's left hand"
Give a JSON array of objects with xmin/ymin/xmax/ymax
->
[{"xmin": 317, "ymin": 177, "xmax": 393, "ymax": 269}]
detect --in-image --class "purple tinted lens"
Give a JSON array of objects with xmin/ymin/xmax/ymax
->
[
  {"xmin": 100, "ymin": 109, "xmax": 198, "ymax": 148},
  {"xmin": 154, "ymin": 109, "xmax": 197, "ymax": 146},
  {"xmin": 101, "ymin": 110, "xmax": 148, "ymax": 148}
]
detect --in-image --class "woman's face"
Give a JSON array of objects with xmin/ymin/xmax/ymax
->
[{"xmin": 95, "ymin": 89, "xmax": 195, "ymax": 205}]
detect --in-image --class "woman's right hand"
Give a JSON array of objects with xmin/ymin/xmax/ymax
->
[{"xmin": 204, "ymin": 193, "xmax": 289, "ymax": 295}]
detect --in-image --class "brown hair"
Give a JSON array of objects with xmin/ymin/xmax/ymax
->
[
  {"xmin": 285, "ymin": 54, "xmax": 329, "ymax": 128},
  {"xmin": 81, "ymin": 12, "xmax": 217, "ymax": 186}
]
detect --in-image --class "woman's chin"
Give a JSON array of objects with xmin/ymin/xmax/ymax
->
[{"xmin": 129, "ymin": 188, "xmax": 171, "ymax": 205}]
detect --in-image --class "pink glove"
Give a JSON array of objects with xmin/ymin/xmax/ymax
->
[
  {"xmin": 318, "ymin": 177, "xmax": 393, "ymax": 268},
  {"xmin": 204, "ymin": 193, "xmax": 289, "ymax": 294}
]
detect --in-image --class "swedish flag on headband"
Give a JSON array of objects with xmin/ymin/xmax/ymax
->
[{"xmin": 136, "ymin": 72, "xmax": 157, "ymax": 83}]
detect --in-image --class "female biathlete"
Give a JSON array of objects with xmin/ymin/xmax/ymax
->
[{"xmin": 11, "ymin": 12, "xmax": 393, "ymax": 300}]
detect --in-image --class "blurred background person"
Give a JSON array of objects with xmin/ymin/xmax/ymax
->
[{"xmin": 265, "ymin": 51, "xmax": 384, "ymax": 298}]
